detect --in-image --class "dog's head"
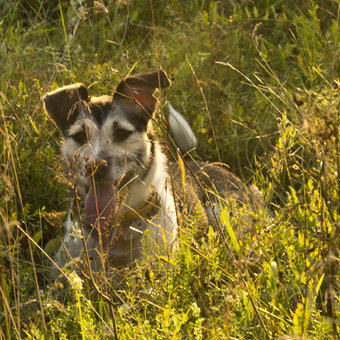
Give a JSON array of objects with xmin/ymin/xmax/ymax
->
[{"xmin": 43, "ymin": 70, "xmax": 170, "ymax": 226}]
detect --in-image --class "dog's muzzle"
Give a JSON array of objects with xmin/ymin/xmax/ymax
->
[{"xmin": 85, "ymin": 158, "xmax": 109, "ymax": 180}]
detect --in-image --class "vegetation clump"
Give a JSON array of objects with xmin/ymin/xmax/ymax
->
[{"xmin": 0, "ymin": 1, "xmax": 339, "ymax": 338}]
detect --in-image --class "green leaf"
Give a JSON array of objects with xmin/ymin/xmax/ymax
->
[
  {"xmin": 220, "ymin": 206, "xmax": 240, "ymax": 254},
  {"xmin": 33, "ymin": 230, "xmax": 42, "ymax": 244}
]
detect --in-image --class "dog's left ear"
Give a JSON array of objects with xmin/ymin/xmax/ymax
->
[{"xmin": 114, "ymin": 70, "xmax": 170, "ymax": 116}]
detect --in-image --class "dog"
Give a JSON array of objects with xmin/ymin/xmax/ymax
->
[{"xmin": 43, "ymin": 70, "xmax": 263, "ymax": 276}]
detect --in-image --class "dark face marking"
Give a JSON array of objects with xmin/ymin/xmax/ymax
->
[
  {"xmin": 112, "ymin": 121, "xmax": 133, "ymax": 142},
  {"xmin": 69, "ymin": 129, "xmax": 87, "ymax": 145},
  {"xmin": 88, "ymin": 100, "xmax": 113, "ymax": 127},
  {"xmin": 72, "ymin": 98, "xmax": 150, "ymax": 136}
]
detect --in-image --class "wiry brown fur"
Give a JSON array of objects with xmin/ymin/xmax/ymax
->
[{"xmin": 171, "ymin": 161, "xmax": 264, "ymax": 229}]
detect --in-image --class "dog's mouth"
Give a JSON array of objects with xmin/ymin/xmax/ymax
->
[{"xmin": 84, "ymin": 182, "xmax": 116, "ymax": 227}]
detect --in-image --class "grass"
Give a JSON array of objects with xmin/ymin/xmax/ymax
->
[{"xmin": 1, "ymin": 0, "xmax": 339, "ymax": 338}]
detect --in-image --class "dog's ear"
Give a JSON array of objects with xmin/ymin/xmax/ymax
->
[
  {"xmin": 43, "ymin": 83, "xmax": 89, "ymax": 133},
  {"xmin": 113, "ymin": 70, "xmax": 170, "ymax": 118}
]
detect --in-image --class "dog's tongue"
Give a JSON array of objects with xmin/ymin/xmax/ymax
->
[{"xmin": 84, "ymin": 182, "xmax": 116, "ymax": 227}]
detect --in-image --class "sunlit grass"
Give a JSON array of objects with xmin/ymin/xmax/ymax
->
[{"xmin": 0, "ymin": 1, "xmax": 339, "ymax": 339}]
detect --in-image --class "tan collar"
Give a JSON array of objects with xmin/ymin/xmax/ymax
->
[{"xmin": 115, "ymin": 186, "xmax": 158, "ymax": 223}]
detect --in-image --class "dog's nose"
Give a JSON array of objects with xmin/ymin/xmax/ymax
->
[{"xmin": 85, "ymin": 158, "xmax": 109, "ymax": 179}]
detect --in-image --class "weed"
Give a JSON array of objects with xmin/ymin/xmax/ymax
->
[{"xmin": 0, "ymin": 1, "xmax": 339, "ymax": 339}]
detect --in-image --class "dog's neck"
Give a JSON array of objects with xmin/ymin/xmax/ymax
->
[
  {"xmin": 126, "ymin": 141, "xmax": 168, "ymax": 208},
  {"xmin": 116, "ymin": 140, "xmax": 177, "ymax": 247}
]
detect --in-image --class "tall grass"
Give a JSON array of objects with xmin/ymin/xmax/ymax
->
[{"xmin": 0, "ymin": 1, "xmax": 339, "ymax": 338}]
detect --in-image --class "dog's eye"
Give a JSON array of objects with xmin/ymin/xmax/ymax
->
[
  {"xmin": 114, "ymin": 128, "xmax": 132, "ymax": 142},
  {"xmin": 71, "ymin": 131, "xmax": 87, "ymax": 144}
]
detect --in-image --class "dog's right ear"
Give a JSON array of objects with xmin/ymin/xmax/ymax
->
[{"xmin": 43, "ymin": 83, "xmax": 89, "ymax": 133}]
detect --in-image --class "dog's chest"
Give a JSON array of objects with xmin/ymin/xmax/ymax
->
[{"xmin": 56, "ymin": 185, "xmax": 176, "ymax": 271}]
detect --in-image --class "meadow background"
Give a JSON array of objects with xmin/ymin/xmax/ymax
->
[{"xmin": 0, "ymin": 0, "xmax": 339, "ymax": 338}]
